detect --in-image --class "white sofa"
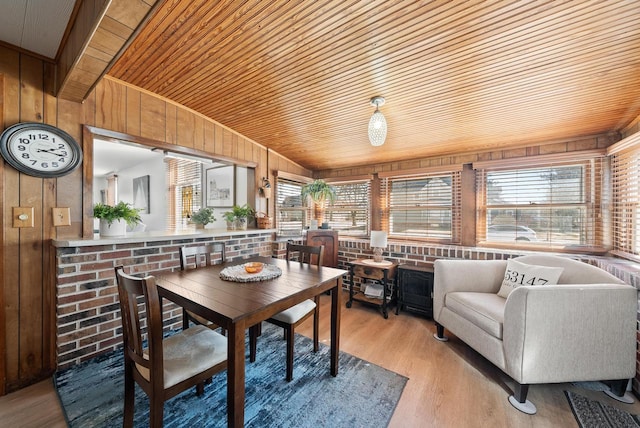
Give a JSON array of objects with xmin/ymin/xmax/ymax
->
[{"xmin": 433, "ymin": 254, "xmax": 637, "ymax": 414}]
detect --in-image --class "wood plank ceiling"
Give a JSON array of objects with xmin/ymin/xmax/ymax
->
[{"xmin": 108, "ymin": 0, "xmax": 640, "ymax": 171}]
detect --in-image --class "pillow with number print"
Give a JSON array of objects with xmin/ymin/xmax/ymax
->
[{"xmin": 497, "ymin": 258, "xmax": 564, "ymax": 299}]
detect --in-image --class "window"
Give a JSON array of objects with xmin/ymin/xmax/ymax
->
[
  {"xmin": 610, "ymin": 139, "xmax": 640, "ymax": 259},
  {"xmin": 324, "ymin": 180, "xmax": 370, "ymax": 236},
  {"xmin": 275, "ymin": 176, "xmax": 310, "ymax": 236},
  {"xmin": 380, "ymin": 169, "xmax": 461, "ymax": 242},
  {"xmin": 166, "ymin": 158, "xmax": 202, "ymax": 231},
  {"xmin": 475, "ymin": 153, "xmax": 608, "ymax": 249}
]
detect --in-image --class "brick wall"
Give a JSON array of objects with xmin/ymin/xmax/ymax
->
[{"xmin": 55, "ymin": 232, "xmax": 273, "ymax": 369}]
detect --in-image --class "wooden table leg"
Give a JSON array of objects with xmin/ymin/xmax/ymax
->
[
  {"xmin": 330, "ymin": 278, "xmax": 342, "ymax": 376},
  {"xmin": 227, "ymin": 322, "xmax": 245, "ymax": 428}
]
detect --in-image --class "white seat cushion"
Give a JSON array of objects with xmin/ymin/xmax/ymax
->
[
  {"xmin": 445, "ymin": 292, "xmax": 506, "ymax": 339},
  {"xmin": 270, "ymin": 299, "xmax": 316, "ymax": 324},
  {"xmin": 137, "ymin": 324, "xmax": 227, "ymax": 388}
]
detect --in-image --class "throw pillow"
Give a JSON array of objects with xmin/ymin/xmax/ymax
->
[{"xmin": 497, "ymin": 258, "xmax": 564, "ymax": 298}]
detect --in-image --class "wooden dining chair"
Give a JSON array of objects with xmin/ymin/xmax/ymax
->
[
  {"xmin": 114, "ymin": 265, "xmax": 227, "ymax": 428},
  {"xmin": 249, "ymin": 242, "xmax": 324, "ymax": 382},
  {"xmin": 180, "ymin": 242, "xmax": 226, "ymax": 331}
]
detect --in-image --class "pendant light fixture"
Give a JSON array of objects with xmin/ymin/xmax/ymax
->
[{"xmin": 368, "ymin": 96, "xmax": 387, "ymax": 146}]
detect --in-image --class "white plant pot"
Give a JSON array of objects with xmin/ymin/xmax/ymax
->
[{"xmin": 99, "ymin": 219, "xmax": 127, "ymax": 237}]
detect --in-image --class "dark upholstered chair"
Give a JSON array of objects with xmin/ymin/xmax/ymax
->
[
  {"xmin": 115, "ymin": 266, "xmax": 227, "ymax": 428},
  {"xmin": 249, "ymin": 243, "xmax": 324, "ymax": 381},
  {"xmin": 179, "ymin": 243, "xmax": 226, "ymax": 331}
]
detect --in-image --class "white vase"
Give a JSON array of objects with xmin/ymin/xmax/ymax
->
[{"xmin": 99, "ymin": 219, "xmax": 127, "ymax": 237}]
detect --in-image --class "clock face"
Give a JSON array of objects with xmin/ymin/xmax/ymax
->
[{"xmin": 0, "ymin": 123, "xmax": 82, "ymax": 177}]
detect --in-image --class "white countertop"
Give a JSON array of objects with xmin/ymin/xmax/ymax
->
[{"xmin": 52, "ymin": 228, "xmax": 276, "ymax": 247}]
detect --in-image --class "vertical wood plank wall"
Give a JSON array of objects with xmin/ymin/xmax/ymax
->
[{"xmin": 0, "ymin": 45, "xmax": 310, "ymax": 394}]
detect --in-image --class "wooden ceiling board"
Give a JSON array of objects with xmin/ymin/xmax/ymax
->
[{"xmin": 108, "ymin": 0, "xmax": 640, "ymax": 170}]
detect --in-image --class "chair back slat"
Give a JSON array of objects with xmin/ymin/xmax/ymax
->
[
  {"xmin": 179, "ymin": 242, "xmax": 226, "ymax": 270},
  {"xmin": 286, "ymin": 243, "xmax": 324, "ymax": 267},
  {"xmin": 115, "ymin": 266, "xmax": 164, "ymax": 374}
]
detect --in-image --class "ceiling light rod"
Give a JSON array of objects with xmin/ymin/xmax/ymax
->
[
  {"xmin": 368, "ymin": 96, "xmax": 387, "ymax": 147},
  {"xmin": 160, "ymin": 150, "xmax": 214, "ymax": 164}
]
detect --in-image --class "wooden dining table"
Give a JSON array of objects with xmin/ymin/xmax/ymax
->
[{"xmin": 154, "ymin": 256, "xmax": 347, "ymax": 427}]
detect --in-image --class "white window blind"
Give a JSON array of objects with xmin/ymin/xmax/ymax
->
[
  {"xmin": 324, "ymin": 180, "xmax": 370, "ymax": 236},
  {"xmin": 275, "ymin": 177, "xmax": 310, "ymax": 236},
  {"xmin": 166, "ymin": 158, "xmax": 202, "ymax": 231},
  {"xmin": 611, "ymin": 146, "xmax": 640, "ymax": 258},
  {"xmin": 381, "ymin": 171, "xmax": 461, "ymax": 242},
  {"xmin": 476, "ymin": 157, "xmax": 608, "ymax": 249}
]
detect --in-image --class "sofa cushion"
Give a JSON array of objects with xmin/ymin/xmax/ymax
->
[
  {"xmin": 497, "ymin": 258, "xmax": 564, "ymax": 298},
  {"xmin": 445, "ymin": 292, "xmax": 506, "ymax": 339}
]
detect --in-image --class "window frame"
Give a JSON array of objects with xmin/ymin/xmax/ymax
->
[
  {"xmin": 274, "ymin": 172, "xmax": 312, "ymax": 237},
  {"xmin": 379, "ymin": 166, "xmax": 462, "ymax": 243},
  {"xmin": 323, "ymin": 177, "xmax": 372, "ymax": 237},
  {"xmin": 473, "ymin": 150, "xmax": 609, "ymax": 251},
  {"xmin": 609, "ymin": 135, "xmax": 640, "ymax": 261}
]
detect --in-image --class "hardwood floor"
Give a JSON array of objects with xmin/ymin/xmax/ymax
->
[
  {"xmin": 0, "ymin": 377, "xmax": 67, "ymax": 427},
  {"xmin": 2, "ymin": 291, "xmax": 638, "ymax": 427}
]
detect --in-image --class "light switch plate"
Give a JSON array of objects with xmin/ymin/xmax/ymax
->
[
  {"xmin": 53, "ymin": 207, "xmax": 71, "ymax": 226},
  {"xmin": 13, "ymin": 207, "xmax": 34, "ymax": 228}
]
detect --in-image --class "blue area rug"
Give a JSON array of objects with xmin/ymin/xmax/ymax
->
[{"xmin": 55, "ymin": 324, "xmax": 407, "ymax": 427}]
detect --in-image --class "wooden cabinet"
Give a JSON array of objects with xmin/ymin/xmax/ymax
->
[
  {"xmin": 396, "ymin": 264, "xmax": 434, "ymax": 317},
  {"xmin": 305, "ymin": 229, "xmax": 339, "ymax": 267}
]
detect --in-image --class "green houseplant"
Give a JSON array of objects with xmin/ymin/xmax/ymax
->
[
  {"xmin": 301, "ymin": 179, "xmax": 337, "ymax": 207},
  {"xmin": 93, "ymin": 202, "xmax": 142, "ymax": 237},
  {"xmin": 191, "ymin": 207, "xmax": 216, "ymax": 229},
  {"xmin": 225, "ymin": 204, "xmax": 255, "ymax": 230},
  {"xmin": 301, "ymin": 179, "xmax": 336, "ymax": 227},
  {"xmin": 222, "ymin": 210, "xmax": 237, "ymax": 230}
]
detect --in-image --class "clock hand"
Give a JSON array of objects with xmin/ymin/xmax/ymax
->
[{"xmin": 37, "ymin": 148, "xmax": 66, "ymax": 157}]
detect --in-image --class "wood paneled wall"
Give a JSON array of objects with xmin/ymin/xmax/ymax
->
[
  {"xmin": 315, "ymin": 134, "xmax": 618, "ymax": 179},
  {"xmin": 0, "ymin": 45, "xmax": 310, "ymax": 394}
]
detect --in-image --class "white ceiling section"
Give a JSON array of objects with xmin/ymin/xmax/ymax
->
[
  {"xmin": 0, "ymin": 0, "xmax": 75, "ymax": 59},
  {"xmin": 93, "ymin": 139, "xmax": 163, "ymax": 177}
]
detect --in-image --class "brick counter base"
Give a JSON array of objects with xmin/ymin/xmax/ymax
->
[{"xmin": 55, "ymin": 233, "xmax": 272, "ymax": 369}]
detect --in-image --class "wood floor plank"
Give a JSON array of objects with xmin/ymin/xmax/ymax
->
[{"xmin": 0, "ymin": 377, "xmax": 66, "ymax": 428}]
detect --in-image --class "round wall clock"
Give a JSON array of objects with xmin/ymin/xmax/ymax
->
[{"xmin": 0, "ymin": 122, "xmax": 83, "ymax": 178}]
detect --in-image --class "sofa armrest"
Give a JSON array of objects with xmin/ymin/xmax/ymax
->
[
  {"xmin": 433, "ymin": 259, "xmax": 508, "ymax": 321},
  {"xmin": 503, "ymin": 283, "xmax": 637, "ymax": 384}
]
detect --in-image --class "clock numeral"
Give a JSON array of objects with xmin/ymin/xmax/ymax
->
[
  {"xmin": 58, "ymin": 158, "xmax": 66, "ymax": 163},
  {"xmin": 38, "ymin": 134, "xmax": 49, "ymax": 140},
  {"xmin": 58, "ymin": 144, "xmax": 65, "ymax": 149},
  {"xmin": 30, "ymin": 160, "xmax": 37, "ymax": 166},
  {"xmin": 51, "ymin": 162, "xmax": 59, "ymax": 168},
  {"xmin": 19, "ymin": 138, "xmax": 30, "ymax": 145},
  {"xmin": 41, "ymin": 162, "xmax": 49, "ymax": 169},
  {"xmin": 17, "ymin": 145, "xmax": 26, "ymax": 151},
  {"xmin": 21, "ymin": 153, "xmax": 30, "ymax": 159}
]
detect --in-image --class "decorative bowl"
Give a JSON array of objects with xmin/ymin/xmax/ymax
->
[{"xmin": 244, "ymin": 262, "xmax": 264, "ymax": 274}]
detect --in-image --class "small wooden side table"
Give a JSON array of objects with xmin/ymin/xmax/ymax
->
[{"xmin": 346, "ymin": 259, "xmax": 398, "ymax": 319}]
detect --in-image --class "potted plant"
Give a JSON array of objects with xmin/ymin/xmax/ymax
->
[
  {"xmin": 222, "ymin": 210, "xmax": 237, "ymax": 230},
  {"xmin": 301, "ymin": 179, "xmax": 336, "ymax": 226},
  {"xmin": 226, "ymin": 204, "xmax": 255, "ymax": 230},
  {"xmin": 301, "ymin": 179, "xmax": 337, "ymax": 206},
  {"xmin": 191, "ymin": 207, "xmax": 216, "ymax": 229},
  {"xmin": 93, "ymin": 201, "xmax": 142, "ymax": 237}
]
